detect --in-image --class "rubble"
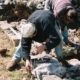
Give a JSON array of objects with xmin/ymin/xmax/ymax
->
[
  {"xmin": 0, "ymin": 0, "xmax": 80, "ymax": 80},
  {"xmin": 31, "ymin": 60, "xmax": 66, "ymax": 79}
]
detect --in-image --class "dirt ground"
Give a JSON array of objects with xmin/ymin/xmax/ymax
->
[{"xmin": 0, "ymin": 28, "xmax": 31, "ymax": 80}]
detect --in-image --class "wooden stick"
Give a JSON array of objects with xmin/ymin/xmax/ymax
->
[{"xmin": 9, "ymin": 27, "xmax": 21, "ymax": 39}]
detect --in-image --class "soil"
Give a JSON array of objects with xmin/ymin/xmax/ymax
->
[{"xmin": 0, "ymin": 27, "xmax": 13, "ymax": 80}]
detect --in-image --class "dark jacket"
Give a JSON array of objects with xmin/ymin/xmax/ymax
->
[{"xmin": 21, "ymin": 10, "xmax": 61, "ymax": 60}]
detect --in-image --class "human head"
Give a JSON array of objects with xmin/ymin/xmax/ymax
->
[
  {"xmin": 21, "ymin": 22, "xmax": 36, "ymax": 38},
  {"xmin": 66, "ymin": 8, "xmax": 77, "ymax": 22}
]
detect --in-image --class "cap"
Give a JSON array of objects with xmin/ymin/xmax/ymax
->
[{"xmin": 21, "ymin": 22, "xmax": 36, "ymax": 38}]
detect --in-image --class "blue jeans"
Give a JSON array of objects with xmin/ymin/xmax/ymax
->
[
  {"xmin": 12, "ymin": 23, "xmax": 68, "ymax": 62},
  {"xmin": 12, "ymin": 41, "xmax": 22, "ymax": 62},
  {"xmin": 62, "ymin": 27, "xmax": 68, "ymax": 42}
]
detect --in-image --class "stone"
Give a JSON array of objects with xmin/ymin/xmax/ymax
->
[
  {"xmin": 32, "ymin": 58, "xmax": 66, "ymax": 80},
  {"xmin": 67, "ymin": 59, "xmax": 80, "ymax": 66},
  {"xmin": 42, "ymin": 75, "xmax": 62, "ymax": 80}
]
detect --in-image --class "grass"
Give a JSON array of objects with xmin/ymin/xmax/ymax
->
[
  {"xmin": 8, "ymin": 71, "xmax": 23, "ymax": 80},
  {"xmin": 0, "ymin": 27, "xmax": 31, "ymax": 80},
  {"xmin": 0, "ymin": 53, "xmax": 31, "ymax": 80}
]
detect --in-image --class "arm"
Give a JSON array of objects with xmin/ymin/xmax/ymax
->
[
  {"xmin": 57, "ymin": 8, "xmax": 69, "ymax": 28},
  {"xmin": 21, "ymin": 37, "xmax": 33, "ymax": 70},
  {"xmin": 36, "ymin": 21, "xmax": 61, "ymax": 53},
  {"xmin": 21, "ymin": 37, "xmax": 32, "ymax": 60},
  {"xmin": 45, "ymin": 24, "xmax": 61, "ymax": 51}
]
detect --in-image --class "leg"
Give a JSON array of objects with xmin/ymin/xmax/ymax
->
[
  {"xmin": 6, "ymin": 40, "xmax": 22, "ymax": 71},
  {"xmin": 54, "ymin": 22, "xmax": 63, "ymax": 58},
  {"xmin": 54, "ymin": 23, "xmax": 72, "ymax": 67},
  {"xmin": 12, "ymin": 40, "xmax": 22, "ymax": 63},
  {"xmin": 62, "ymin": 26, "xmax": 68, "ymax": 42}
]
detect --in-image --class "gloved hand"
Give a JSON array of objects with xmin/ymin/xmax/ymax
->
[{"xmin": 56, "ymin": 57, "xmax": 72, "ymax": 68}]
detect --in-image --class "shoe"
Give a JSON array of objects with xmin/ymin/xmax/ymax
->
[{"xmin": 6, "ymin": 60, "xmax": 17, "ymax": 71}]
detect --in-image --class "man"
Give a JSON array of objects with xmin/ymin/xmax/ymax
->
[
  {"xmin": 6, "ymin": 10, "xmax": 61, "ymax": 71},
  {"xmin": 44, "ymin": 0, "xmax": 78, "ymax": 46}
]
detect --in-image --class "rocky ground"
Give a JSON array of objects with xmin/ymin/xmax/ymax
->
[
  {"xmin": 0, "ymin": 20, "xmax": 80, "ymax": 80},
  {"xmin": 0, "ymin": 0, "xmax": 80, "ymax": 80}
]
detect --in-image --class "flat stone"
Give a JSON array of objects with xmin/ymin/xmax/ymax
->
[
  {"xmin": 42, "ymin": 75, "xmax": 62, "ymax": 80},
  {"xmin": 67, "ymin": 58, "xmax": 80, "ymax": 66},
  {"xmin": 0, "ymin": 21, "xmax": 15, "ymax": 30}
]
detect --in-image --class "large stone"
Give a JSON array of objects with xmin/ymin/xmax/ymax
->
[
  {"xmin": 31, "ymin": 57, "xmax": 66, "ymax": 80},
  {"xmin": 42, "ymin": 75, "xmax": 62, "ymax": 80},
  {"xmin": 67, "ymin": 59, "xmax": 80, "ymax": 66}
]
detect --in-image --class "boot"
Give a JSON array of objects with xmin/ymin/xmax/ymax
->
[{"xmin": 6, "ymin": 60, "xmax": 17, "ymax": 71}]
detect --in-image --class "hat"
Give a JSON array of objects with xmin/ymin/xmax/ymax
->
[{"xmin": 21, "ymin": 22, "xmax": 36, "ymax": 38}]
